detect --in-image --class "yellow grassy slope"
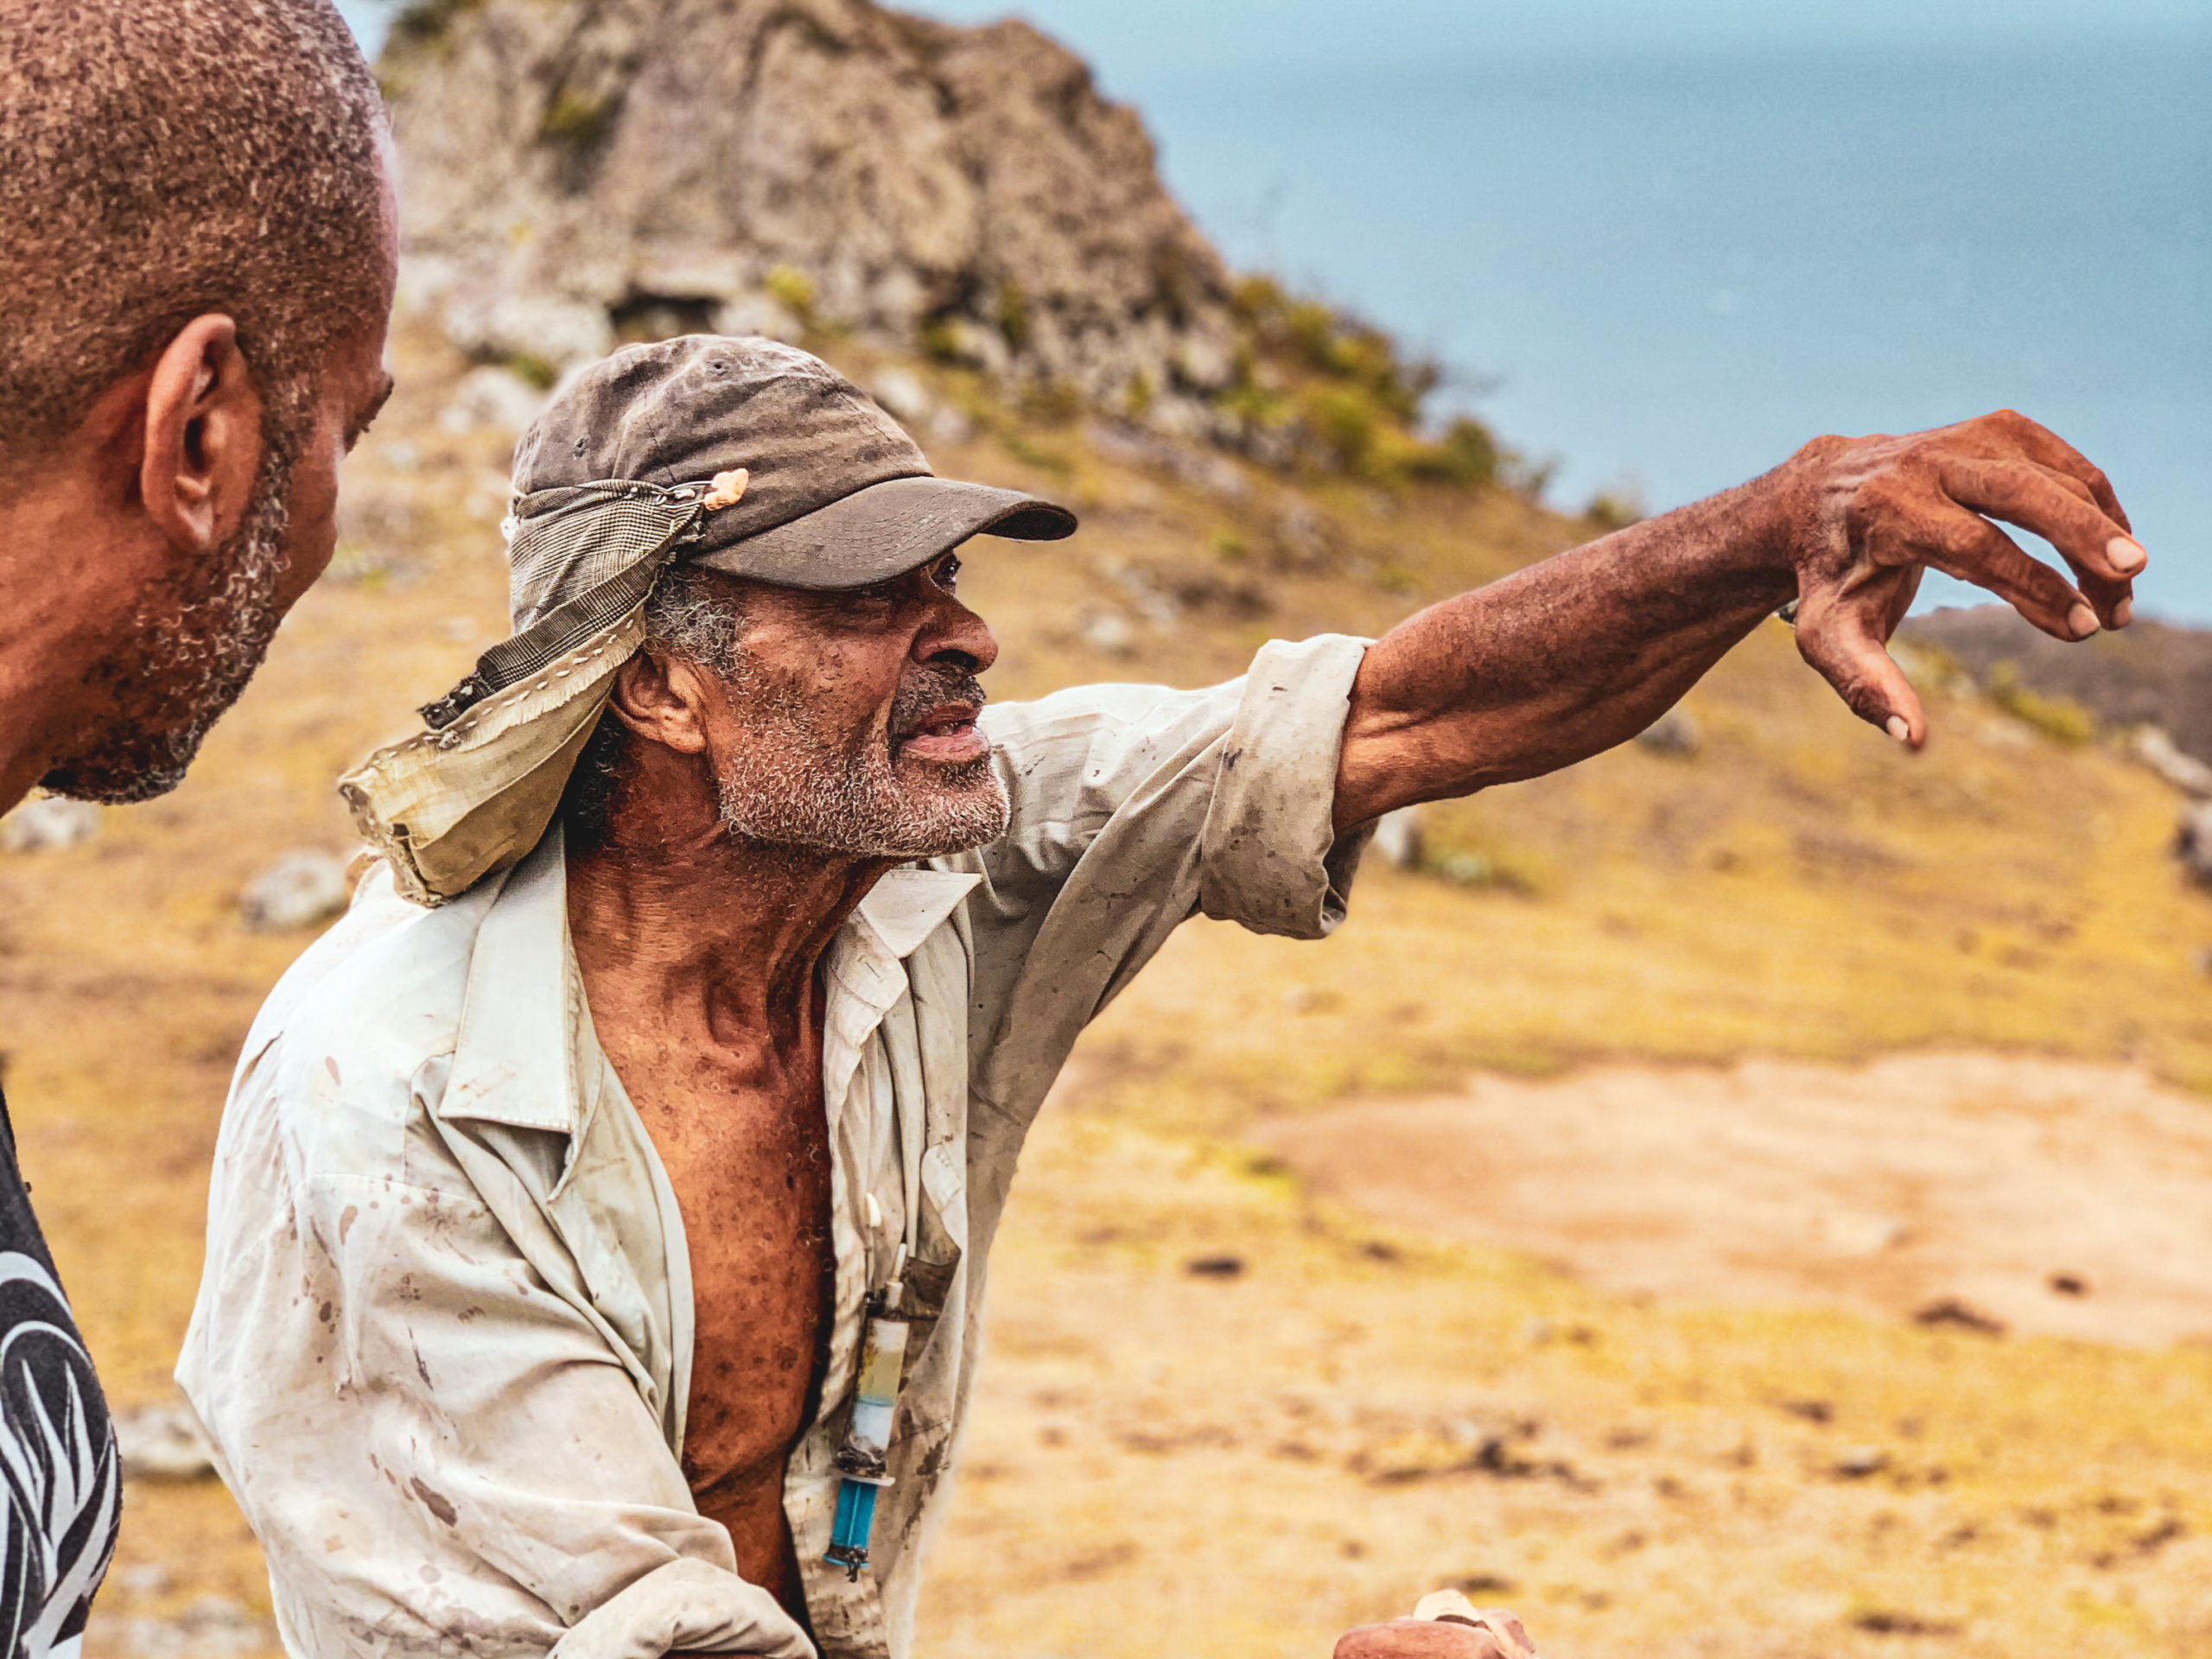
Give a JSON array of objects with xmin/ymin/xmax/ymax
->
[
  {"xmin": 0, "ymin": 323, "xmax": 2203, "ymax": 1655},
  {"xmin": 1082, "ymin": 625, "xmax": 2212, "ymax": 1140}
]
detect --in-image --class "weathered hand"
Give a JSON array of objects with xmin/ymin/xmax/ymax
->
[
  {"xmin": 1774, "ymin": 409, "xmax": 2142, "ymax": 747},
  {"xmin": 1333, "ymin": 1609, "xmax": 1538, "ymax": 1659}
]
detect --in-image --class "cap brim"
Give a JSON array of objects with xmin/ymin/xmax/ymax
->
[{"xmin": 686, "ymin": 474, "xmax": 1077, "ymax": 591}]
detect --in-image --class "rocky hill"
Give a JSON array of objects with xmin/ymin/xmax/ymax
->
[
  {"xmin": 381, "ymin": 0, "xmax": 1239, "ymax": 421},
  {"xmin": 378, "ymin": 0, "xmax": 1503, "ymax": 485}
]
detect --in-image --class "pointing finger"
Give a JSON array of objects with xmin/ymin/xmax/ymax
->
[
  {"xmin": 1937, "ymin": 454, "xmax": 2141, "ymax": 625},
  {"xmin": 1974, "ymin": 409, "xmax": 2133, "ymax": 534}
]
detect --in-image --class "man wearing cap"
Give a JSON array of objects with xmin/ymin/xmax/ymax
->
[{"xmin": 179, "ymin": 335, "xmax": 2141, "ymax": 1659}]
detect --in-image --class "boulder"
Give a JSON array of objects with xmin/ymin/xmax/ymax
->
[
  {"xmin": 113, "ymin": 1399, "xmax": 216, "ymax": 1484},
  {"xmin": 2133, "ymin": 725, "xmax": 2212, "ymax": 799},
  {"xmin": 440, "ymin": 364, "xmax": 553, "ymax": 435},
  {"xmin": 2177, "ymin": 802, "xmax": 2212, "ymax": 887},
  {"xmin": 1076, "ymin": 606, "xmax": 1135, "ymax": 657},
  {"xmin": 239, "ymin": 849, "xmax": 353, "ymax": 931},
  {"xmin": 441, "ymin": 289, "xmax": 613, "ymax": 373},
  {"xmin": 1272, "ymin": 498, "xmax": 1337, "ymax": 569},
  {"xmin": 1370, "ymin": 806, "xmax": 1425, "ymax": 869},
  {"xmin": 866, "ymin": 365, "xmax": 934, "ymax": 426},
  {"xmin": 1636, "ymin": 706, "xmax": 1702, "ymax": 757},
  {"xmin": 0, "ymin": 797, "xmax": 100, "ymax": 853}
]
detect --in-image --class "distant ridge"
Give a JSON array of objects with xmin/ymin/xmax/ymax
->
[{"xmin": 1902, "ymin": 607, "xmax": 2212, "ymax": 763}]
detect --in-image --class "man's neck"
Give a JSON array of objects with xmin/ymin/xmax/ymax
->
[{"xmin": 565, "ymin": 815, "xmax": 895, "ymax": 1051}]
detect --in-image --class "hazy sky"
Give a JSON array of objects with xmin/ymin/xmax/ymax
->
[
  {"xmin": 340, "ymin": 0, "xmax": 2202, "ymax": 67},
  {"xmin": 907, "ymin": 0, "xmax": 2203, "ymax": 71}
]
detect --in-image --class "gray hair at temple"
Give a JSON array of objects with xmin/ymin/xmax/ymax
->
[
  {"xmin": 0, "ymin": 0, "xmax": 389, "ymax": 466},
  {"xmin": 559, "ymin": 568, "xmax": 749, "ymax": 849}
]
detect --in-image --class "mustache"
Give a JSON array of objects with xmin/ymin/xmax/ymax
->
[{"xmin": 887, "ymin": 664, "xmax": 989, "ymax": 741}]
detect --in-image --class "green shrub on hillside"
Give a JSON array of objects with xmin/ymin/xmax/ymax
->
[
  {"xmin": 765, "ymin": 265, "xmax": 818, "ymax": 330},
  {"xmin": 540, "ymin": 84, "xmax": 618, "ymax": 149},
  {"xmin": 386, "ymin": 0, "xmax": 482, "ymax": 54},
  {"xmin": 1404, "ymin": 416, "xmax": 1501, "ymax": 487},
  {"xmin": 1988, "ymin": 662, "xmax": 2096, "ymax": 745},
  {"xmin": 374, "ymin": 0, "xmax": 485, "ymax": 93},
  {"xmin": 502, "ymin": 353, "xmax": 558, "ymax": 391},
  {"xmin": 1300, "ymin": 385, "xmax": 1380, "ymax": 474},
  {"xmin": 1233, "ymin": 276, "xmax": 1436, "ymax": 423},
  {"xmin": 995, "ymin": 279, "xmax": 1031, "ymax": 354},
  {"xmin": 1584, "ymin": 486, "xmax": 1646, "ymax": 531},
  {"xmin": 1227, "ymin": 274, "xmax": 1508, "ymax": 491}
]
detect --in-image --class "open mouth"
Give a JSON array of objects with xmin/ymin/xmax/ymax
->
[{"xmin": 893, "ymin": 702, "xmax": 988, "ymax": 764}]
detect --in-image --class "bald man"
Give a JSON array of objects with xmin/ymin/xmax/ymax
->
[{"xmin": 0, "ymin": 2, "xmax": 395, "ymax": 1646}]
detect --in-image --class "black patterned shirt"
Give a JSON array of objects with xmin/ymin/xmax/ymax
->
[{"xmin": 0, "ymin": 1085, "xmax": 118, "ymax": 1659}]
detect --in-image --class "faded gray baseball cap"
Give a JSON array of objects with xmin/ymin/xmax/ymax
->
[
  {"xmin": 508, "ymin": 334, "xmax": 1074, "ymax": 615},
  {"xmin": 340, "ymin": 335, "xmax": 1075, "ymax": 907}
]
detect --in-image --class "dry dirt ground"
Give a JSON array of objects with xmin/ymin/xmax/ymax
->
[
  {"xmin": 915, "ymin": 1088, "xmax": 2212, "ymax": 1659},
  {"xmin": 1253, "ymin": 1052, "xmax": 2212, "ymax": 1348}
]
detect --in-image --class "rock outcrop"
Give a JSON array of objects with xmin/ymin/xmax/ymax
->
[{"xmin": 381, "ymin": 0, "xmax": 1240, "ymax": 435}]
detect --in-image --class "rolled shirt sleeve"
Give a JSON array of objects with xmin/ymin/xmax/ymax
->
[
  {"xmin": 1197, "ymin": 633, "xmax": 1375, "ymax": 938},
  {"xmin": 178, "ymin": 1041, "xmax": 813, "ymax": 1659}
]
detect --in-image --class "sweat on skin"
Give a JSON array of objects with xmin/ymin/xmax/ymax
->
[{"xmin": 181, "ymin": 339, "xmax": 2139, "ymax": 1659}]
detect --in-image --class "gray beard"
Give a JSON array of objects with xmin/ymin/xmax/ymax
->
[
  {"xmin": 710, "ymin": 659, "xmax": 1012, "ymax": 858},
  {"xmin": 41, "ymin": 431, "xmax": 299, "ymax": 804}
]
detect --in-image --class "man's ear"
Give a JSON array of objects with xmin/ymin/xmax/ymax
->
[
  {"xmin": 606, "ymin": 651, "xmax": 715, "ymax": 756},
  {"xmin": 138, "ymin": 315, "xmax": 263, "ymax": 553}
]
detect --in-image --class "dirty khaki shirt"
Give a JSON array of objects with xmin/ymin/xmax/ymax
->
[{"xmin": 177, "ymin": 634, "xmax": 1372, "ymax": 1659}]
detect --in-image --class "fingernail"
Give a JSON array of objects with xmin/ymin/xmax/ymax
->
[
  {"xmin": 2108, "ymin": 536, "xmax": 2147, "ymax": 575},
  {"xmin": 2067, "ymin": 602, "xmax": 2100, "ymax": 639},
  {"xmin": 2113, "ymin": 596, "xmax": 2134, "ymax": 627},
  {"xmin": 1885, "ymin": 715, "xmax": 1910, "ymax": 743}
]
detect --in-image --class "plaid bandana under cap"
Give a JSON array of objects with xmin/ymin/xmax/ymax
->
[{"xmin": 340, "ymin": 336, "xmax": 1074, "ymax": 905}]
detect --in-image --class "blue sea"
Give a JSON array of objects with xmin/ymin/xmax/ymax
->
[{"xmin": 342, "ymin": 3, "xmax": 2211, "ymax": 619}]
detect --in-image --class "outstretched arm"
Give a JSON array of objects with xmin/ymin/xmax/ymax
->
[{"xmin": 1333, "ymin": 410, "xmax": 2141, "ymax": 830}]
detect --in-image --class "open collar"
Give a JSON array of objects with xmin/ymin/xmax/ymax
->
[
  {"xmin": 853, "ymin": 867, "xmax": 981, "ymax": 960},
  {"xmin": 822, "ymin": 867, "xmax": 979, "ymax": 1112},
  {"xmin": 439, "ymin": 828, "xmax": 582, "ymax": 1134},
  {"xmin": 436, "ymin": 840, "xmax": 977, "ymax": 1136}
]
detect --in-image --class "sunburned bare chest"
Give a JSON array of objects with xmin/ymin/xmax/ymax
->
[{"xmin": 607, "ymin": 1037, "xmax": 834, "ymax": 1602}]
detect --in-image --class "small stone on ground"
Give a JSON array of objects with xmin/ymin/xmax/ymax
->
[
  {"xmin": 0, "ymin": 797, "xmax": 101, "ymax": 854},
  {"xmin": 114, "ymin": 1399, "xmax": 216, "ymax": 1484},
  {"xmin": 239, "ymin": 849, "xmax": 352, "ymax": 931}
]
